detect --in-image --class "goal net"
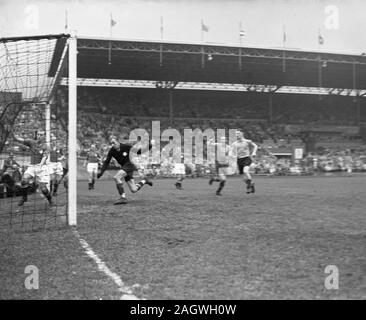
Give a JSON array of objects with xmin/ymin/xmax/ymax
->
[{"xmin": 0, "ymin": 34, "xmax": 77, "ymax": 231}]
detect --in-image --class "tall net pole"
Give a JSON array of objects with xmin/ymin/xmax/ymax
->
[{"xmin": 45, "ymin": 102, "xmax": 51, "ymax": 147}]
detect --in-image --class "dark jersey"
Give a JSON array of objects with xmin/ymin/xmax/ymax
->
[
  {"xmin": 1, "ymin": 158, "xmax": 20, "ymax": 173},
  {"xmin": 100, "ymin": 143, "xmax": 133, "ymax": 174},
  {"xmin": 50, "ymin": 150, "xmax": 59, "ymax": 162},
  {"xmin": 100, "ymin": 142, "xmax": 151, "ymax": 175},
  {"xmin": 86, "ymin": 151, "xmax": 100, "ymax": 163},
  {"xmin": 21, "ymin": 139, "xmax": 48, "ymax": 165}
]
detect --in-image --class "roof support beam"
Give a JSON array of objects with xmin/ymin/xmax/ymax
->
[{"xmin": 60, "ymin": 77, "xmax": 366, "ymax": 96}]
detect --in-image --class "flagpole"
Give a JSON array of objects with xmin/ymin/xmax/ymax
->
[
  {"xmin": 201, "ymin": 19, "xmax": 204, "ymax": 68},
  {"xmin": 282, "ymin": 24, "xmax": 286, "ymax": 73},
  {"xmin": 239, "ymin": 21, "xmax": 242, "ymax": 46},
  {"xmin": 238, "ymin": 21, "xmax": 242, "ymax": 70},
  {"xmin": 109, "ymin": 13, "xmax": 113, "ymax": 65},
  {"xmin": 318, "ymin": 28, "xmax": 322, "ymax": 100},
  {"xmin": 160, "ymin": 16, "xmax": 163, "ymax": 67},
  {"xmin": 65, "ymin": 9, "xmax": 68, "ymax": 32}
]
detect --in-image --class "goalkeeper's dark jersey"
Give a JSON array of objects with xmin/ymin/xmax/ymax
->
[
  {"xmin": 100, "ymin": 142, "xmax": 151, "ymax": 174},
  {"xmin": 100, "ymin": 143, "xmax": 134, "ymax": 173}
]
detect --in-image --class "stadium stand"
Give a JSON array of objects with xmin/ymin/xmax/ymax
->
[
  {"xmin": 41, "ymin": 86, "xmax": 366, "ymax": 177},
  {"xmin": 5, "ymin": 84, "xmax": 356, "ymax": 182}
]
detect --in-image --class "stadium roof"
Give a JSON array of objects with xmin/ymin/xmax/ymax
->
[{"xmin": 51, "ymin": 36, "xmax": 366, "ymax": 93}]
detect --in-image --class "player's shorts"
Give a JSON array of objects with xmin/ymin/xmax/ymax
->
[
  {"xmin": 237, "ymin": 157, "xmax": 252, "ymax": 175},
  {"xmin": 24, "ymin": 164, "xmax": 50, "ymax": 184},
  {"xmin": 218, "ymin": 166, "xmax": 231, "ymax": 176},
  {"xmin": 172, "ymin": 163, "xmax": 185, "ymax": 175},
  {"xmin": 47, "ymin": 162, "xmax": 64, "ymax": 176},
  {"xmin": 215, "ymin": 161, "xmax": 230, "ymax": 175},
  {"xmin": 87, "ymin": 162, "xmax": 99, "ymax": 174},
  {"xmin": 119, "ymin": 162, "xmax": 137, "ymax": 182}
]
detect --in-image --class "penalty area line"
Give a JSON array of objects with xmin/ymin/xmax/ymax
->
[{"xmin": 72, "ymin": 228, "xmax": 140, "ymax": 300}]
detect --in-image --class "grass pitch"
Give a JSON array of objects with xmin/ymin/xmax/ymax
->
[{"xmin": 1, "ymin": 175, "xmax": 365, "ymax": 299}]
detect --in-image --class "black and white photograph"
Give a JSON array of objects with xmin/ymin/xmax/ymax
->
[{"xmin": 0, "ymin": 0, "xmax": 365, "ymax": 304}]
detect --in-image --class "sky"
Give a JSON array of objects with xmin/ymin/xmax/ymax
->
[{"xmin": 0, "ymin": 0, "xmax": 366, "ymax": 54}]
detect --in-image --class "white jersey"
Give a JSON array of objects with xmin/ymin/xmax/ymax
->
[
  {"xmin": 216, "ymin": 143, "xmax": 231, "ymax": 165},
  {"xmin": 231, "ymin": 139, "xmax": 254, "ymax": 158}
]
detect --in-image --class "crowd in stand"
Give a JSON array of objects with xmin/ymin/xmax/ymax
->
[{"xmin": 2, "ymin": 87, "xmax": 365, "ymax": 177}]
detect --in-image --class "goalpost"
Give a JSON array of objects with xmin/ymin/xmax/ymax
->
[
  {"xmin": 68, "ymin": 31, "xmax": 77, "ymax": 226},
  {"xmin": 0, "ymin": 33, "xmax": 77, "ymax": 230}
]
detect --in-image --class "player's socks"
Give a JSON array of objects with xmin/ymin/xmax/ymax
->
[
  {"xmin": 245, "ymin": 179, "xmax": 252, "ymax": 193},
  {"xmin": 144, "ymin": 178, "xmax": 153, "ymax": 186},
  {"xmin": 114, "ymin": 183, "xmax": 127, "ymax": 204},
  {"xmin": 250, "ymin": 182, "xmax": 255, "ymax": 194},
  {"xmin": 116, "ymin": 183, "xmax": 125, "ymax": 196},
  {"xmin": 41, "ymin": 187, "xmax": 53, "ymax": 204},
  {"xmin": 18, "ymin": 185, "xmax": 29, "ymax": 206},
  {"xmin": 175, "ymin": 181, "xmax": 183, "ymax": 190},
  {"xmin": 18, "ymin": 194, "xmax": 27, "ymax": 206},
  {"xmin": 136, "ymin": 178, "xmax": 153, "ymax": 191},
  {"xmin": 52, "ymin": 182, "xmax": 59, "ymax": 196},
  {"xmin": 216, "ymin": 180, "xmax": 226, "ymax": 195},
  {"xmin": 209, "ymin": 177, "xmax": 220, "ymax": 185},
  {"xmin": 88, "ymin": 182, "xmax": 92, "ymax": 190}
]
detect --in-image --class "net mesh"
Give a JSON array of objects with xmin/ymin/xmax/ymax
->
[{"xmin": 0, "ymin": 35, "xmax": 69, "ymax": 232}]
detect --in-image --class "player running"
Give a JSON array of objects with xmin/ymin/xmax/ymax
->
[
  {"xmin": 83, "ymin": 144, "xmax": 101, "ymax": 190},
  {"xmin": 12, "ymin": 130, "xmax": 54, "ymax": 208},
  {"xmin": 231, "ymin": 130, "xmax": 258, "ymax": 194},
  {"xmin": 97, "ymin": 136, "xmax": 153, "ymax": 205},
  {"xmin": 162, "ymin": 136, "xmax": 185, "ymax": 190},
  {"xmin": 208, "ymin": 136, "xmax": 232, "ymax": 196}
]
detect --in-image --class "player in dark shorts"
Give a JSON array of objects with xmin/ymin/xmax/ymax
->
[
  {"xmin": 97, "ymin": 136, "xmax": 153, "ymax": 205},
  {"xmin": 231, "ymin": 130, "xmax": 258, "ymax": 194},
  {"xmin": 237, "ymin": 156, "xmax": 253, "ymax": 174}
]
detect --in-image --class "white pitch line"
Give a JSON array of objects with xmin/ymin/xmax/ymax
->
[{"xmin": 73, "ymin": 229, "xmax": 140, "ymax": 300}]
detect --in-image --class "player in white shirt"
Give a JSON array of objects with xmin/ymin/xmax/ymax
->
[
  {"xmin": 208, "ymin": 136, "xmax": 232, "ymax": 195},
  {"xmin": 231, "ymin": 130, "xmax": 258, "ymax": 194}
]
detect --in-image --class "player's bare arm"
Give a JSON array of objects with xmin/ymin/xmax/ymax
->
[
  {"xmin": 250, "ymin": 141, "xmax": 258, "ymax": 157},
  {"xmin": 97, "ymin": 150, "xmax": 113, "ymax": 178}
]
